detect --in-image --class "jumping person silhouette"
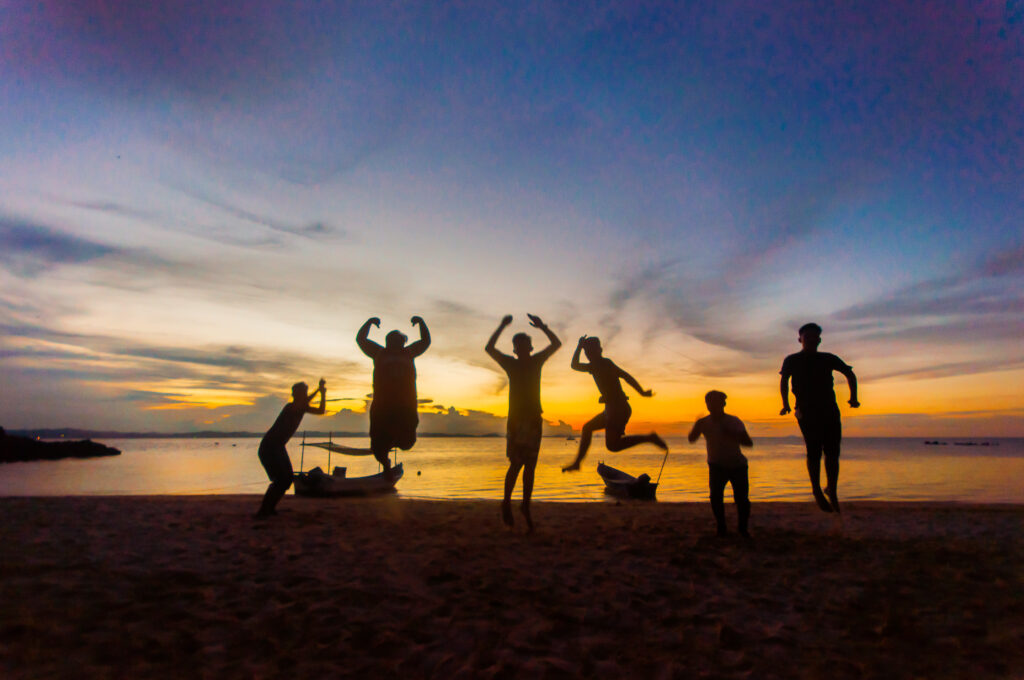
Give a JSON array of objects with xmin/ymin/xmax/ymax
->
[
  {"xmin": 486, "ymin": 314, "xmax": 561, "ymax": 532},
  {"xmin": 357, "ymin": 316, "xmax": 431, "ymax": 479},
  {"xmin": 780, "ymin": 323, "xmax": 859, "ymax": 513},
  {"xmin": 562, "ymin": 336, "xmax": 667, "ymax": 472},
  {"xmin": 255, "ymin": 379, "xmax": 327, "ymax": 518}
]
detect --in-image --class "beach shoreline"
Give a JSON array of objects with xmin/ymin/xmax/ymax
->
[{"xmin": 1, "ymin": 497, "xmax": 1021, "ymax": 678}]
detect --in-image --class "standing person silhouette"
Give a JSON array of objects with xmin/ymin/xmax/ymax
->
[
  {"xmin": 486, "ymin": 314, "xmax": 562, "ymax": 532},
  {"xmin": 780, "ymin": 323, "xmax": 859, "ymax": 513},
  {"xmin": 688, "ymin": 390, "xmax": 753, "ymax": 537},
  {"xmin": 562, "ymin": 336, "xmax": 667, "ymax": 472},
  {"xmin": 255, "ymin": 379, "xmax": 327, "ymax": 519},
  {"xmin": 357, "ymin": 316, "xmax": 431, "ymax": 479}
]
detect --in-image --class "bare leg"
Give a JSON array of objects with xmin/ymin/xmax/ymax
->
[
  {"xmin": 372, "ymin": 442, "xmax": 393, "ymax": 482},
  {"xmin": 563, "ymin": 413, "xmax": 604, "ymax": 472},
  {"xmin": 799, "ymin": 418, "xmax": 833, "ymax": 513},
  {"xmin": 606, "ymin": 432, "xmax": 667, "ymax": 452},
  {"xmin": 824, "ymin": 455, "xmax": 840, "ymax": 514},
  {"xmin": 502, "ymin": 460, "xmax": 522, "ymax": 527},
  {"xmin": 521, "ymin": 460, "xmax": 536, "ymax": 533},
  {"xmin": 256, "ymin": 478, "xmax": 292, "ymax": 518},
  {"xmin": 708, "ymin": 465, "xmax": 728, "ymax": 536},
  {"xmin": 732, "ymin": 467, "xmax": 751, "ymax": 537}
]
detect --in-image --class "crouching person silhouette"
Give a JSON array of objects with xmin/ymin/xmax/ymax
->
[{"xmin": 256, "ymin": 379, "xmax": 327, "ymax": 518}]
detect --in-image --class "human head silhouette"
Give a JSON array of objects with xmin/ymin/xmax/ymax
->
[
  {"xmin": 292, "ymin": 382, "xmax": 309, "ymax": 400},
  {"xmin": 385, "ymin": 330, "xmax": 408, "ymax": 349},
  {"xmin": 582, "ymin": 337, "xmax": 602, "ymax": 361},
  {"xmin": 512, "ymin": 332, "xmax": 533, "ymax": 358},
  {"xmin": 705, "ymin": 390, "xmax": 727, "ymax": 416},
  {"xmin": 798, "ymin": 323, "xmax": 822, "ymax": 352}
]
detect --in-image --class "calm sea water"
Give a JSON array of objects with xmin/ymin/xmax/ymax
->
[{"xmin": 2, "ymin": 435, "xmax": 1022, "ymax": 503}]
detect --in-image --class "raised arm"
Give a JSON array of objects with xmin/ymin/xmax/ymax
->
[
  {"xmin": 306, "ymin": 378, "xmax": 327, "ymax": 415},
  {"xmin": 839, "ymin": 365, "xmax": 859, "ymax": 408},
  {"xmin": 408, "ymin": 316, "xmax": 431, "ymax": 357},
  {"xmin": 570, "ymin": 337, "xmax": 590, "ymax": 372},
  {"xmin": 357, "ymin": 318, "xmax": 383, "ymax": 357},
  {"xmin": 486, "ymin": 315, "xmax": 513, "ymax": 363},
  {"xmin": 528, "ymin": 314, "xmax": 562, "ymax": 361},
  {"xmin": 618, "ymin": 365, "xmax": 653, "ymax": 397}
]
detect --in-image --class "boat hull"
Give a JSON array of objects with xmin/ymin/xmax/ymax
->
[
  {"xmin": 597, "ymin": 462, "xmax": 657, "ymax": 500},
  {"xmin": 294, "ymin": 462, "xmax": 403, "ymax": 497}
]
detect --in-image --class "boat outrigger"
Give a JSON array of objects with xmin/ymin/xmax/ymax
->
[{"xmin": 293, "ymin": 432, "xmax": 403, "ymax": 497}]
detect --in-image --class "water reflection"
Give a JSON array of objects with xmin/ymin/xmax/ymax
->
[{"xmin": 0, "ymin": 436, "xmax": 1022, "ymax": 503}]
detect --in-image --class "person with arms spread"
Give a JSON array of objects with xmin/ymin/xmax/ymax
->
[
  {"xmin": 562, "ymin": 336, "xmax": 667, "ymax": 472},
  {"xmin": 255, "ymin": 379, "xmax": 327, "ymax": 519},
  {"xmin": 357, "ymin": 316, "xmax": 431, "ymax": 479},
  {"xmin": 689, "ymin": 390, "xmax": 753, "ymax": 537},
  {"xmin": 780, "ymin": 322, "xmax": 859, "ymax": 513},
  {"xmin": 486, "ymin": 314, "xmax": 562, "ymax": 532}
]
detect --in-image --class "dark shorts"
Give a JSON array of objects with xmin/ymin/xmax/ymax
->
[
  {"xmin": 258, "ymin": 441, "xmax": 293, "ymax": 484},
  {"xmin": 797, "ymin": 407, "xmax": 842, "ymax": 460},
  {"xmin": 708, "ymin": 463, "xmax": 749, "ymax": 497},
  {"xmin": 369, "ymin": 406, "xmax": 418, "ymax": 452},
  {"xmin": 506, "ymin": 417, "xmax": 542, "ymax": 465},
  {"xmin": 604, "ymin": 399, "xmax": 632, "ymax": 439}
]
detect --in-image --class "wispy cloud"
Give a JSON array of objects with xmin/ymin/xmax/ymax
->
[{"xmin": 0, "ymin": 216, "xmax": 120, "ymax": 274}]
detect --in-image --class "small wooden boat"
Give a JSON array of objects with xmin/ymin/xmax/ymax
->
[
  {"xmin": 294, "ymin": 462, "xmax": 404, "ymax": 497},
  {"xmin": 597, "ymin": 462, "xmax": 657, "ymax": 500}
]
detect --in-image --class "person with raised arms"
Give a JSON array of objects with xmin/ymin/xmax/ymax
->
[
  {"xmin": 255, "ymin": 378, "xmax": 327, "ymax": 519},
  {"xmin": 486, "ymin": 314, "xmax": 562, "ymax": 532}
]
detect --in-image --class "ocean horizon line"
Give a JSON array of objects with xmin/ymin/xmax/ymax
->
[{"xmin": 6, "ymin": 429, "xmax": 1019, "ymax": 443}]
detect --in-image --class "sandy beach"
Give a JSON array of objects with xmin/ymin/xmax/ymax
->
[{"xmin": 0, "ymin": 497, "xmax": 1021, "ymax": 679}]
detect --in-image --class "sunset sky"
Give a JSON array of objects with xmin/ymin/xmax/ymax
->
[{"xmin": 1, "ymin": 1, "xmax": 1021, "ymax": 437}]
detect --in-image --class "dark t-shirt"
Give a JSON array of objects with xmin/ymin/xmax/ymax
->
[
  {"xmin": 780, "ymin": 351, "xmax": 851, "ymax": 411},
  {"xmin": 371, "ymin": 347, "xmax": 417, "ymax": 411},
  {"xmin": 494, "ymin": 353, "xmax": 547, "ymax": 422},
  {"xmin": 262, "ymin": 401, "xmax": 305, "ymax": 447},
  {"xmin": 586, "ymin": 357, "xmax": 627, "ymax": 405}
]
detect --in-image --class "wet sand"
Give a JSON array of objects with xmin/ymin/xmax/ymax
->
[{"xmin": 0, "ymin": 497, "xmax": 1021, "ymax": 679}]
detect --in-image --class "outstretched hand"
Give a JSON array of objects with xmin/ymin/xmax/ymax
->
[
  {"xmin": 410, "ymin": 315, "xmax": 425, "ymax": 327},
  {"xmin": 318, "ymin": 377, "xmax": 326, "ymax": 390},
  {"xmin": 779, "ymin": 406, "xmax": 791, "ymax": 416},
  {"xmin": 639, "ymin": 388, "xmax": 654, "ymax": 398},
  {"xmin": 577, "ymin": 335, "xmax": 587, "ymax": 346},
  {"xmin": 501, "ymin": 314, "xmax": 513, "ymax": 325},
  {"xmin": 848, "ymin": 399, "xmax": 860, "ymax": 408},
  {"xmin": 527, "ymin": 313, "xmax": 545, "ymax": 329},
  {"xmin": 367, "ymin": 317, "xmax": 381, "ymax": 328}
]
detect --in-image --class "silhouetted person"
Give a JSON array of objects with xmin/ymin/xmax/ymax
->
[
  {"xmin": 357, "ymin": 316, "xmax": 431, "ymax": 477},
  {"xmin": 256, "ymin": 379, "xmax": 327, "ymax": 518},
  {"xmin": 562, "ymin": 336, "xmax": 667, "ymax": 472},
  {"xmin": 689, "ymin": 390, "xmax": 752, "ymax": 537},
  {"xmin": 780, "ymin": 323, "xmax": 859, "ymax": 513},
  {"xmin": 486, "ymin": 314, "xmax": 562, "ymax": 532}
]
